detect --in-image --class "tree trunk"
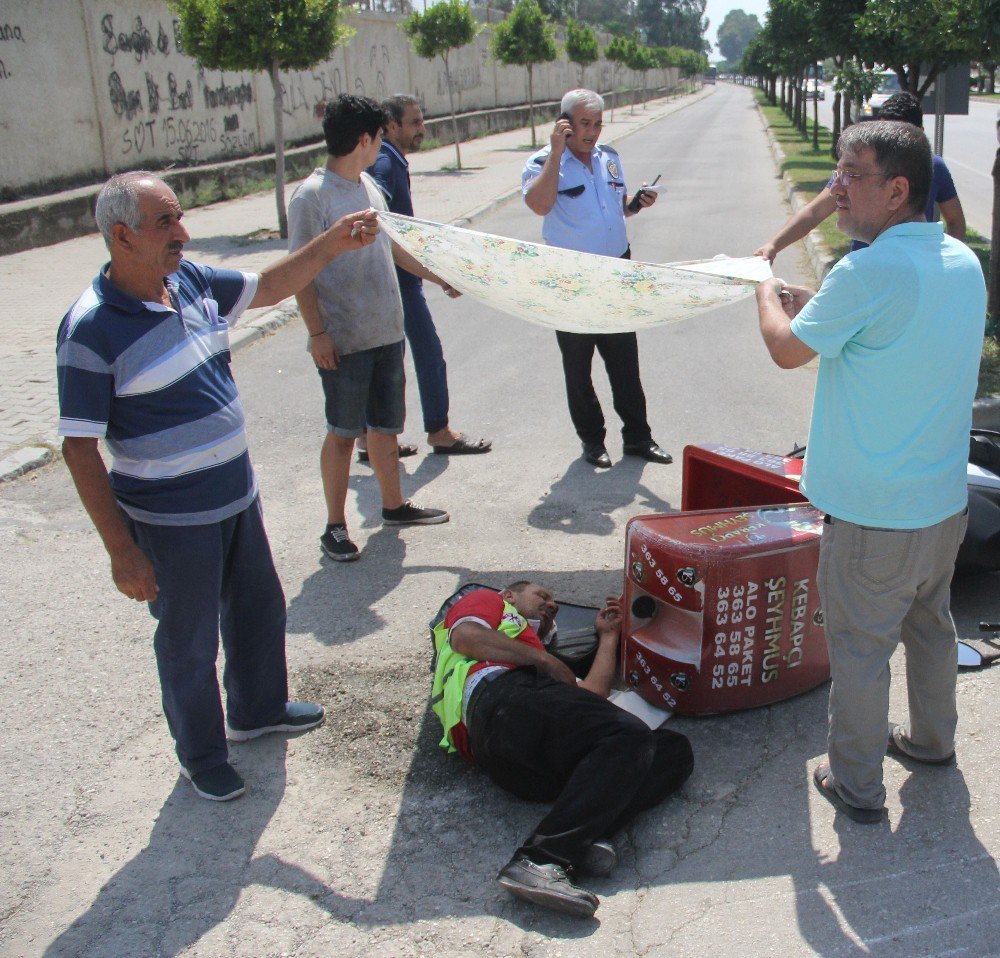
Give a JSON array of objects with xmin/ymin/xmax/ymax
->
[
  {"xmin": 528, "ymin": 64, "xmax": 536, "ymax": 148},
  {"xmin": 269, "ymin": 59, "xmax": 288, "ymax": 239},
  {"xmin": 831, "ymin": 90, "xmax": 842, "ymax": 159},
  {"xmin": 990, "ymin": 147, "xmax": 1000, "ymax": 323},
  {"xmin": 442, "ymin": 52, "xmax": 462, "ymax": 170},
  {"xmin": 989, "ymin": 64, "xmax": 997, "ymax": 94},
  {"xmin": 812, "ymin": 79, "xmax": 819, "ymax": 150}
]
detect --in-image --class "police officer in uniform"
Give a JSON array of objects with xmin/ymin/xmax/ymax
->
[{"xmin": 522, "ymin": 88, "xmax": 671, "ymax": 468}]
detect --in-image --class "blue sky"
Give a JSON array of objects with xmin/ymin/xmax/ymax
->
[{"xmin": 704, "ymin": 0, "xmax": 770, "ymax": 59}]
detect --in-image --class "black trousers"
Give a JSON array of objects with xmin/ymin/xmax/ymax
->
[
  {"xmin": 468, "ymin": 669, "xmax": 694, "ymax": 871},
  {"xmin": 554, "ymin": 246, "xmax": 653, "ymax": 446}
]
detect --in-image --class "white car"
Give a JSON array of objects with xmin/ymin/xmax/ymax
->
[
  {"xmin": 804, "ymin": 78, "xmax": 825, "ymax": 100},
  {"xmin": 861, "ymin": 71, "xmax": 901, "ymax": 117}
]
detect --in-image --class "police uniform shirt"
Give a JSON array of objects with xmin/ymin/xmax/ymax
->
[{"xmin": 521, "ymin": 144, "xmax": 629, "ymax": 257}]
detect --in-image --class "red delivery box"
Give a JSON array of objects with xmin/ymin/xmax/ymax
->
[
  {"xmin": 682, "ymin": 443, "xmax": 807, "ymax": 511},
  {"xmin": 622, "ymin": 504, "xmax": 829, "ymax": 716}
]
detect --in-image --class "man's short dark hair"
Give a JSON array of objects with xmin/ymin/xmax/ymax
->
[
  {"xmin": 382, "ymin": 93, "xmax": 421, "ymax": 125},
  {"xmin": 877, "ymin": 92, "xmax": 923, "ymax": 128},
  {"xmin": 323, "ymin": 93, "xmax": 386, "ymax": 157},
  {"xmin": 504, "ymin": 580, "xmax": 532, "ymax": 593},
  {"xmin": 837, "ymin": 120, "xmax": 932, "ymax": 216}
]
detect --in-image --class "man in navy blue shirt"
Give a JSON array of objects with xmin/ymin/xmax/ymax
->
[
  {"xmin": 368, "ymin": 94, "xmax": 491, "ymax": 456},
  {"xmin": 58, "ymin": 172, "xmax": 377, "ymax": 801}
]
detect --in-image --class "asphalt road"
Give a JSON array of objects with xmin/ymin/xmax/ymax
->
[
  {"xmin": 811, "ymin": 85, "xmax": 997, "ymax": 237},
  {"xmin": 1, "ymin": 83, "xmax": 998, "ymax": 958}
]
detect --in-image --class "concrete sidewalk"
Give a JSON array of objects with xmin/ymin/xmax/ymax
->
[{"xmin": 0, "ymin": 88, "xmax": 711, "ymax": 483}]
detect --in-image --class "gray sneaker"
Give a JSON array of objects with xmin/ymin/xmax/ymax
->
[
  {"xmin": 180, "ymin": 762, "xmax": 245, "ymax": 802},
  {"xmin": 381, "ymin": 500, "xmax": 450, "ymax": 526},
  {"xmin": 496, "ymin": 855, "xmax": 599, "ymax": 918},
  {"xmin": 226, "ymin": 702, "xmax": 326, "ymax": 742}
]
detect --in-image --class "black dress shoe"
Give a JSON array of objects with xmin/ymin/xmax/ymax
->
[
  {"xmin": 623, "ymin": 440, "xmax": 673, "ymax": 464},
  {"xmin": 582, "ymin": 442, "xmax": 612, "ymax": 468}
]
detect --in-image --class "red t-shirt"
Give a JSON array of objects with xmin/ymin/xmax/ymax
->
[{"xmin": 444, "ymin": 589, "xmax": 545, "ymax": 761}]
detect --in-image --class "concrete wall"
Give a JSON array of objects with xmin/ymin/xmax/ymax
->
[{"xmin": 0, "ymin": 0, "xmax": 676, "ymax": 198}]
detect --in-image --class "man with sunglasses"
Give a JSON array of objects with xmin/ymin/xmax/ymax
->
[{"xmin": 754, "ymin": 121, "xmax": 985, "ymax": 825}]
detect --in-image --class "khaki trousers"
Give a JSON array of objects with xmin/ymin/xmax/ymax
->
[{"xmin": 817, "ymin": 509, "xmax": 967, "ymax": 809}]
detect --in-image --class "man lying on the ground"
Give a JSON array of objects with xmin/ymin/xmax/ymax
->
[{"xmin": 431, "ymin": 581, "xmax": 694, "ymax": 919}]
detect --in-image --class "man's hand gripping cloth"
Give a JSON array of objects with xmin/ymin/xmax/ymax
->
[{"xmin": 377, "ymin": 210, "xmax": 772, "ymax": 334}]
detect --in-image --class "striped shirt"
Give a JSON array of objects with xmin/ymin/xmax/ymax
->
[{"xmin": 56, "ymin": 260, "xmax": 260, "ymax": 526}]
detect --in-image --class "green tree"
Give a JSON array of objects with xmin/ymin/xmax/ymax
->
[
  {"xmin": 604, "ymin": 33, "xmax": 634, "ymax": 119},
  {"xmin": 624, "ymin": 38, "xmax": 653, "ymax": 112},
  {"xmin": 565, "ymin": 18, "xmax": 600, "ymax": 85},
  {"xmin": 716, "ymin": 8, "xmax": 760, "ymax": 63},
  {"xmin": 857, "ymin": 0, "xmax": 983, "ymax": 98},
  {"xmin": 171, "ymin": 0, "xmax": 346, "ymax": 238},
  {"xmin": 489, "ymin": 0, "xmax": 558, "ymax": 147},
  {"xmin": 403, "ymin": 0, "xmax": 482, "ymax": 170},
  {"xmin": 636, "ymin": 0, "xmax": 708, "ymax": 54}
]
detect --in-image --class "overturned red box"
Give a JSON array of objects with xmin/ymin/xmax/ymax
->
[
  {"xmin": 622, "ymin": 504, "xmax": 830, "ymax": 716},
  {"xmin": 682, "ymin": 443, "xmax": 807, "ymax": 512}
]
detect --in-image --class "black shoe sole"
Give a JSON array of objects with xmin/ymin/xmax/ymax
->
[{"xmin": 497, "ymin": 876, "xmax": 598, "ymax": 918}]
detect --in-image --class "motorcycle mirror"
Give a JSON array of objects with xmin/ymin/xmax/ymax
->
[{"xmin": 957, "ymin": 641, "xmax": 983, "ymax": 669}]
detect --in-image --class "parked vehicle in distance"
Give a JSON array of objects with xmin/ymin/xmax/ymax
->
[
  {"xmin": 861, "ymin": 71, "xmax": 901, "ymax": 117},
  {"xmin": 705, "ymin": 66, "xmax": 717, "ymax": 85},
  {"xmin": 804, "ymin": 78, "xmax": 825, "ymax": 100}
]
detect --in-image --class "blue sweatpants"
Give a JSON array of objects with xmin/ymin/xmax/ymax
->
[
  {"xmin": 401, "ymin": 282, "xmax": 450, "ymax": 435},
  {"xmin": 126, "ymin": 498, "xmax": 289, "ymax": 774}
]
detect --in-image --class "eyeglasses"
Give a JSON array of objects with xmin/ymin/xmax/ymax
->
[{"xmin": 829, "ymin": 168, "xmax": 891, "ymax": 188}]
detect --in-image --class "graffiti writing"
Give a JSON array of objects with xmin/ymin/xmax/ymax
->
[
  {"xmin": 0, "ymin": 23, "xmax": 25, "ymax": 42},
  {"xmin": 281, "ymin": 74, "xmax": 311, "ymax": 117},
  {"xmin": 220, "ymin": 130, "xmax": 257, "ymax": 156},
  {"xmin": 311, "ymin": 66, "xmax": 342, "ymax": 104},
  {"xmin": 161, "ymin": 114, "xmax": 216, "ymax": 152},
  {"xmin": 168, "ymin": 72, "xmax": 193, "ymax": 110},
  {"xmin": 172, "ymin": 18, "xmax": 184, "ymax": 55},
  {"xmin": 203, "ymin": 79, "xmax": 253, "ymax": 110},
  {"xmin": 223, "ymin": 113, "xmax": 240, "ymax": 132},
  {"xmin": 157, "ymin": 21, "xmax": 170, "ymax": 55},
  {"xmin": 0, "ymin": 58, "xmax": 9, "ymax": 80},
  {"xmin": 101, "ymin": 14, "xmax": 156, "ymax": 63},
  {"xmin": 121, "ymin": 119, "xmax": 156, "ymax": 156},
  {"xmin": 146, "ymin": 72, "xmax": 160, "ymax": 113},
  {"xmin": 438, "ymin": 65, "xmax": 481, "ymax": 96},
  {"xmin": 109, "ymin": 71, "xmax": 143, "ymax": 120}
]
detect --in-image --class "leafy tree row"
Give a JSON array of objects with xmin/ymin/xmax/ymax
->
[
  {"xmin": 741, "ymin": 0, "xmax": 997, "ymax": 153},
  {"xmin": 170, "ymin": 0, "xmax": 706, "ymax": 235}
]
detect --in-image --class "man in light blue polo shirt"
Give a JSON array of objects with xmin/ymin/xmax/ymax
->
[
  {"xmin": 755, "ymin": 121, "xmax": 986, "ymax": 824},
  {"xmin": 58, "ymin": 172, "xmax": 378, "ymax": 802},
  {"xmin": 522, "ymin": 88, "xmax": 670, "ymax": 469}
]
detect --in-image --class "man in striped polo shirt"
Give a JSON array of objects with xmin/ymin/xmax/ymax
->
[{"xmin": 57, "ymin": 172, "xmax": 377, "ymax": 801}]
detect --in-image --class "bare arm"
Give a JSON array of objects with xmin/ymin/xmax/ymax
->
[
  {"xmin": 523, "ymin": 118, "xmax": 571, "ymax": 216},
  {"xmin": 578, "ymin": 597, "xmax": 622, "ymax": 698},
  {"xmin": 755, "ymin": 278, "xmax": 818, "ymax": 369},
  {"xmin": 294, "ymin": 281, "xmax": 339, "ymax": 370},
  {"xmin": 250, "ymin": 209, "xmax": 379, "ymax": 309},
  {"xmin": 450, "ymin": 621, "xmax": 577, "ymax": 685},
  {"xmin": 62, "ymin": 437, "xmax": 158, "ymax": 602},
  {"xmin": 938, "ymin": 196, "xmax": 966, "ymax": 242},
  {"xmin": 754, "ymin": 189, "xmax": 838, "ymax": 263}
]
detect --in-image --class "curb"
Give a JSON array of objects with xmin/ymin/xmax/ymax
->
[{"xmin": 0, "ymin": 87, "xmax": 712, "ymax": 485}]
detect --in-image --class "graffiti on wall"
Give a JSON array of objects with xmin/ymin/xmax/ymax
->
[
  {"xmin": 0, "ymin": 21, "xmax": 27, "ymax": 81},
  {"xmin": 100, "ymin": 11, "xmax": 256, "ymax": 163}
]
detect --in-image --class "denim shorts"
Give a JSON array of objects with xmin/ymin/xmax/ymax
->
[{"xmin": 317, "ymin": 341, "xmax": 405, "ymax": 437}]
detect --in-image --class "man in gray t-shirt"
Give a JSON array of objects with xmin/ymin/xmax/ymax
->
[{"xmin": 288, "ymin": 94, "xmax": 456, "ymax": 562}]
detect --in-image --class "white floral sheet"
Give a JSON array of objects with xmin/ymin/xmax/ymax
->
[{"xmin": 378, "ymin": 211, "xmax": 772, "ymax": 334}]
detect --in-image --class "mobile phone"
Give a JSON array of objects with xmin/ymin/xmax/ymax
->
[
  {"xmin": 627, "ymin": 173, "xmax": 661, "ymax": 212},
  {"xmin": 558, "ymin": 111, "xmax": 572, "ymax": 138}
]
